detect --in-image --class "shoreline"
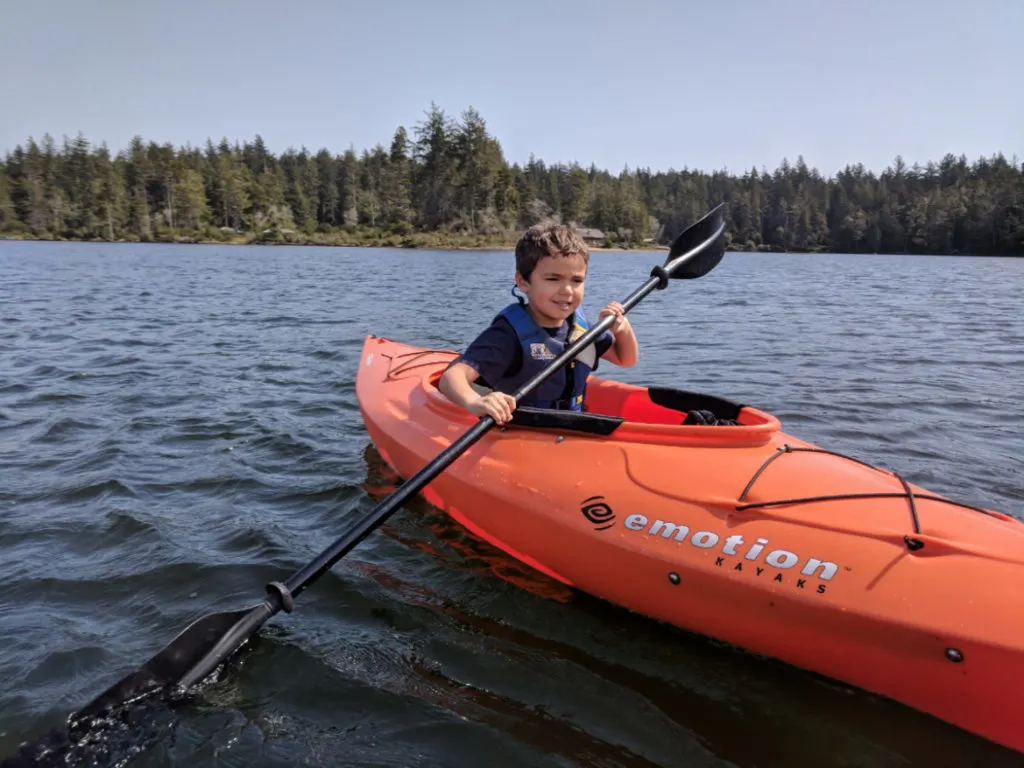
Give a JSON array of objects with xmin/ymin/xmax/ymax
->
[
  {"xmin": 0, "ymin": 232, "xmax": 670, "ymax": 253},
  {"xmin": 1, "ymin": 233, "xmax": 1016, "ymax": 258}
]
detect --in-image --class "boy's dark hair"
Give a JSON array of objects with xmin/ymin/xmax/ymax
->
[{"xmin": 515, "ymin": 223, "xmax": 589, "ymax": 281}]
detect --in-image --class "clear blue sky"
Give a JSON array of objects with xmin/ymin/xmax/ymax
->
[{"xmin": 1, "ymin": 0, "xmax": 1020, "ymax": 176}]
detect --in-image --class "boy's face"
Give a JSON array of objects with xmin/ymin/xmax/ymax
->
[{"xmin": 515, "ymin": 253, "xmax": 587, "ymax": 328}]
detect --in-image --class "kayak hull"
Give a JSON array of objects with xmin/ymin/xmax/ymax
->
[{"xmin": 355, "ymin": 335, "xmax": 1024, "ymax": 753}]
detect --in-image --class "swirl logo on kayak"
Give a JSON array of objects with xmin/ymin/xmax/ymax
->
[{"xmin": 580, "ymin": 496, "xmax": 616, "ymax": 531}]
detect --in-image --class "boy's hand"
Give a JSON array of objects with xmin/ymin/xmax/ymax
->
[
  {"xmin": 469, "ymin": 392, "xmax": 517, "ymax": 424},
  {"xmin": 598, "ymin": 301, "xmax": 629, "ymax": 334}
]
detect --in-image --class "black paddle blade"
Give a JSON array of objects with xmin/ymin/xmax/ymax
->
[
  {"xmin": 663, "ymin": 203, "xmax": 727, "ymax": 279},
  {"xmin": 1, "ymin": 604, "xmax": 274, "ymax": 767},
  {"xmin": 73, "ymin": 601, "xmax": 274, "ymax": 723}
]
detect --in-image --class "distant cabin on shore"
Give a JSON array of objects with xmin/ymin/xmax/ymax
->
[{"xmin": 574, "ymin": 226, "xmax": 606, "ymax": 246}]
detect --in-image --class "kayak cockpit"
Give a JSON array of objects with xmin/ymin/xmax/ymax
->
[{"xmin": 419, "ymin": 370, "xmax": 782, "ymax": 447}]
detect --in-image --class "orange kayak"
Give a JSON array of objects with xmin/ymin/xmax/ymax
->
[{"xmin": 355, "ymin": 334, "xmax": 1024, "ymax": 753}]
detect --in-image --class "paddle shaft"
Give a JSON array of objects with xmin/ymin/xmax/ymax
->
[
  {"xmin": 279, "ymin": 275, "xmax": 663, "ymax": 602},
  {"xmin": 175, "ymin": 288, "xmax": 650, "ymax": 690}
]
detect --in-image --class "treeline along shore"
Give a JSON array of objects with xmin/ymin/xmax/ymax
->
[{"xmin": 1, "ymin": 104, "xmax": 1021, "ymax": 255}]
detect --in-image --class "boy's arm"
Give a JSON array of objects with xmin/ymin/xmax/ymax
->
[
  {"xmin": 439, "ymin": 362, "xmax": 517, "ymax": 423},
  {"xmin": 438, "ymin": 361, "xmax": 485, "ymax": 411},
  {"xmin": 439, "ymin": 315, "xmax": 521, "ymax": 424}
]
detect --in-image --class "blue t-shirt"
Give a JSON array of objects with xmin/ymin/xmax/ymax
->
[{"xmin": 455, "ymin": 313, "xmax": 615, "ymax": 388}]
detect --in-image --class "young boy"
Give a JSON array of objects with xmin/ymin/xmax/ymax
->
[{"xmin": 439, "ymin": 222, "xmax": 639, "ymax": 424}]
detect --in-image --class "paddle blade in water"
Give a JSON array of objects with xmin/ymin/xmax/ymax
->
[
  {"xmin": 2, "ymin": 603, "xmax": 275, "ymax": 767},
  {"xmin": 663, "ymin": 203, "xmax": 726, "ymax": 280},
  {"xmin": 74, "ymin": 601, "xmax": 274, "ymax": 721}
]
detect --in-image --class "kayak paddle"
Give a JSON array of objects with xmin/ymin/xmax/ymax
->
[{"xmin": 4, "ymin": 203, "xmax": 726, "ymax": 762}]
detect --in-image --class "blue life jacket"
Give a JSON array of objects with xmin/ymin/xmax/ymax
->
[{"xmin": 486, "ymin": 302, "xmax": 595, "ymax": 412}]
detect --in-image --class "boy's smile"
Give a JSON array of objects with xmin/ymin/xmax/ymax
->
[{"xmin": 515, "ymin": 254, "xmax": 588, "ymax": 328}]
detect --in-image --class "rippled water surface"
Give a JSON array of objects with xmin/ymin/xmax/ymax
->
[{"xmin": 1, "ymin": 241, "xmax": 1022, "ymax": 767}]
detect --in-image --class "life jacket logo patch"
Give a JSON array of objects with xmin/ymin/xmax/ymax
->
[{"xmin": 530, "ymin": 343, "xmax": 555, "ymax": 360}]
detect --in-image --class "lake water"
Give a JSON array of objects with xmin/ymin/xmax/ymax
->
[{"xmin": 0, "ymin": 241, "xmax": 1022, "ymax": 767}]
